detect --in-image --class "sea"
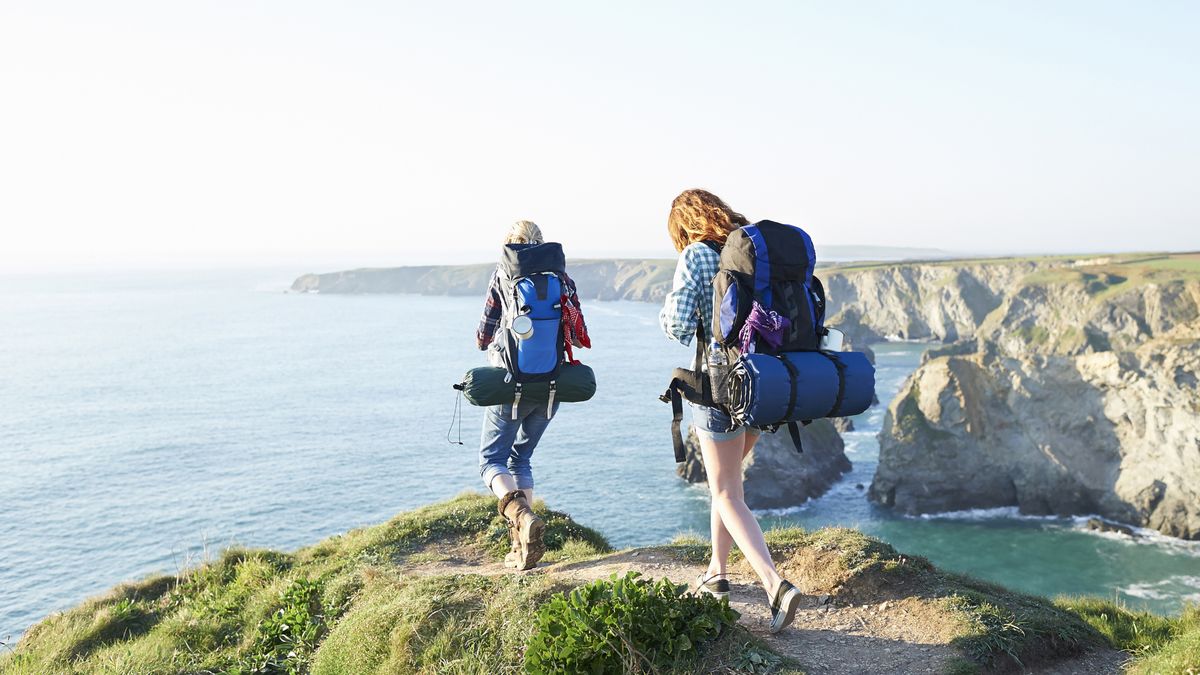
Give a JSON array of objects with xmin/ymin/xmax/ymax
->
[{"xmin": 2, "ymin": 269, "xmax": 1198, "ymax": 642}]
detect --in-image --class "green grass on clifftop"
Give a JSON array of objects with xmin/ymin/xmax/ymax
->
[
  {"xmin": 0, "ymin": 493, "xmax": 609, "ymax": 675},
  {"xmin": 1057, "ymin": 598, "xmax": 1200, "ymax": 674}
]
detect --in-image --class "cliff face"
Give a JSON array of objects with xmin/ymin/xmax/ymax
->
[
  {"xmin": 822, "ymin": 261, "xmax": 1035, "ymax": 344},
  {"xmin": 870, "ymin": 268, "xmax": 1200, "ymax": 539}
]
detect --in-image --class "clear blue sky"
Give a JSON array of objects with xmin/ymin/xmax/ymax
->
[{"xmin": 1, "ymin": 1, "xmax": 1197, "ymax": 271}]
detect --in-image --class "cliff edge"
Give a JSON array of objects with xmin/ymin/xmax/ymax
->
[{"xmin": 8, "ymin": 494, "xmax": 1178, "ymax": 675}]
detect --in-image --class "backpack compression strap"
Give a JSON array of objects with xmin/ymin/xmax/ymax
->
[{"xmin": 785, "ymin": 420, "xmax": 812, "ymax": 454}]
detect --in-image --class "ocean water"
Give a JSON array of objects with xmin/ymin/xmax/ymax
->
[{"xmin": 2, "ymin": 270, "xmax": 1198, "ymax": 642}]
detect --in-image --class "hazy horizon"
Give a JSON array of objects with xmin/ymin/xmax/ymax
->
[{"xmin": 2, "ymin": 1, "xmax": 1198, "ymax": 273}]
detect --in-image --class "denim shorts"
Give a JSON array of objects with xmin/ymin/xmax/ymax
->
[{"xmin": 690, "ymin": 403, "xmax": 762, "ymax": 442}]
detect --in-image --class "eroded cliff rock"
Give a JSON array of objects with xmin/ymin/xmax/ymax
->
[{"xmin": 871, "ymin": 270, "xmax": 1200, "ymax": 539}]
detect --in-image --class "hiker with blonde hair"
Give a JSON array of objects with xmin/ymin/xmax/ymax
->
[{"xmin": 475, "ymin": 220, "xmax": 588, "ymax": 570}]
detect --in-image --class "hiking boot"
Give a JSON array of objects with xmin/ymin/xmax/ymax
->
[
  {"xmin": 503, "ymin": 523, "xmax": 521, "ymax": 569},
  {"xmin": 693, "ymin": 573, "xmax": 730, "ymax": 601},
  {"xmin": 768, "ymin": 580, "xmax": 802, "ymax": 634},
  {"xmin": 499, "ymin": 490, "xmax": 545, "ymax": 571}
]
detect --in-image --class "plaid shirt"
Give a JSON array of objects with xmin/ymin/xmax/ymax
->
[
  {"xmin": 476, "ymin": 267, "xmax": 581, "ymax": 350},
  {"xmin": 659, "ymin": 242, "xmax": 720, "ymax": 347}
]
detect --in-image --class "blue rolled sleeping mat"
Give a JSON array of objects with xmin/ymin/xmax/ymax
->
[{"xmin": 725, "ymin": 351, "xmax": 875, "ymax": 427}]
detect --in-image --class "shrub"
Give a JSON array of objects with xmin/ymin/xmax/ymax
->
[
  {"xmin": 525, "ymin": 572, "xmax": 738, "ymax": 674},
  {"xmin": 232, "ymin": 576, "xmax": 332, "ymax": 674}
]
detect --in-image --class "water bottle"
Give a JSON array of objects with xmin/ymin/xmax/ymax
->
[{"xmin": 708, "ymin": 340, "xmax": 732, "ymax": 405}]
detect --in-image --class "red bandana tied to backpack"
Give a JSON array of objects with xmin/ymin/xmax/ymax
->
[{"xmin": 561, "ymin": 293, "xmax": 591, "ymax": 364}]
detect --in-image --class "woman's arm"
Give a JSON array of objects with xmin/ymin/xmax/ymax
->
[
  {"xmin": 476, "ymin": 269, "xmax": 504, "ymax": 350},
  {"xmin": 659, "ymin": 247, "xmax": 703, "ymax": 346}
]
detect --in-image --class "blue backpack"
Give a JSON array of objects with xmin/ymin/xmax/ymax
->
[{"xmin": 496, "ymin": 242, "xmax": 567, "ymax": 417}]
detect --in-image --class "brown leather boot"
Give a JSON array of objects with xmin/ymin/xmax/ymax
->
[
  {"xmin": 503, "ymin": 522, "xmax": 520, "ymax": 569},
  {"xmin": 499, "ymin": 490, "xmax": 545, "ymax": 571}
]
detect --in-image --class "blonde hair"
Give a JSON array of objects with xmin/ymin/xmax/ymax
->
[
  {"xmin": 505, "ymin": 220, "xmax": 544, "ymax": 245},
  {"xmin": 667, "ymin": 189, "xmax": 748, "ymax": 253}
]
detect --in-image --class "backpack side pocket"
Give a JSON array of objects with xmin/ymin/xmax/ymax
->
[{"xmin": 712, "ymin": 270, "xmax": 752, "ymax": 348}]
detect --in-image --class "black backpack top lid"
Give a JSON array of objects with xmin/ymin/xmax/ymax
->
[
  {"xmin": 721, "ymin": 220, "xmax": 816, "ymax": 308},
  {"xmin": 501, "ymin": 242, "xmax": 565, "ymax": 278}
]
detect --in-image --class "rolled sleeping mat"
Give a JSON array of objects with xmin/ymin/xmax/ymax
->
[
  {"xmin": 725, "ymin": 351, "xmax": 874, "ymax": 427},
  {"xmin": 455, "ymin": 364, "xmax": 597, "ymax": 407}
]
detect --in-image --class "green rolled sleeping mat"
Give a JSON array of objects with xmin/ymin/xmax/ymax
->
[{"xmin": 454, "ymin": 364, "xmax": 597, "ymax": 407}]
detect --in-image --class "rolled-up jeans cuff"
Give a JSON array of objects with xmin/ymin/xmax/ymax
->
[{"xmin": 480, "ymin": 465, "xmax": 534, "ymax": 492}]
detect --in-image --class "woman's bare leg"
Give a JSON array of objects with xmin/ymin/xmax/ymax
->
[
  {"xmin": 706, "ymin": 435, "xmax": 758, "ymax": 579},
  {"xmin": 702, "ymin": 433, "xmax": 783, "ymax": 598}
]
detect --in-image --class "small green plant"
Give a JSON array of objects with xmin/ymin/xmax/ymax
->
[
  {"xmin": 233, "ymin": 577, "xmax": 330, "ymax": 675},
  {"xmin": 525, "ymin": 572, "xmax": 738, "ymax": 674},
  {"xmin": 732, "ymin": 643, "xmax": 782, "ymax": 673}
]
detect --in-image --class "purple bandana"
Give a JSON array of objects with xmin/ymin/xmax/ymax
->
[{"xmin": 739, "ymin": 301, "xmax": 790, "ymax": 353}]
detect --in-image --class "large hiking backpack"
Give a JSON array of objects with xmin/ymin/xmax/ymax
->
[
  {"xmin": 712, "ymin": 221, "xmax": 826, "ymax": 354},
  {"xmin": 496, "ymin": 242, "xmax": 568, "ymax": 417},
  {"xmin": 661, "ymin": 221, "xmax": 875, "ymax": 460}
]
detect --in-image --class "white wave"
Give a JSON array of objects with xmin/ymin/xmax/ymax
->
[
  {"xmin": 1122, "ymin": 576, "xmax": 1200, "ymax": 603},
  {"xmin": 912, "ymin": 509, "xmax": 1200, "ymax": 557},
  {"xmin": 916, "ymin": 506, "xmax": 1036, "ymax": 521},
  {"xmin": 1065, "ymin": 517, "xmax": 1200, "ymax": 557},
  {"xmin": 755, "ymin": 501, "xmax": 813, "ymax": 517}
]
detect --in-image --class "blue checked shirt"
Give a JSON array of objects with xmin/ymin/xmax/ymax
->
[{"xmin": 659, "ymin": 242, "xmax": 721, "ymax": 347}]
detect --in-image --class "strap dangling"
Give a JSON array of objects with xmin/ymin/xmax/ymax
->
[
  {"xmin": 547, "ymin": 380, "xmax": 557, "ymax": 418},
  {"xmin": 512, "ymin": 383, "xmax": 523, "ymax": 420},
  {"xmin": 446, "ymin": 388, "xmax": 464, "ymax": 445},
  {"xmin": 669, "ymin": 384, "xmax": 686, "ymax": 463},
  {"xmin": 786, "ymin": 420, "xmax": 804, "ymax": 453}
]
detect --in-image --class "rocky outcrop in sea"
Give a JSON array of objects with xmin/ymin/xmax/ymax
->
[{"xmin": 869, "ymin": 271, "xmax": 1200, "ymax": 539}]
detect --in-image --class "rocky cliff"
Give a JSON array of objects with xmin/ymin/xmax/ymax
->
[{"xmin": 869, "ymin": 257, "xmax": 1200, "ymax": 539}]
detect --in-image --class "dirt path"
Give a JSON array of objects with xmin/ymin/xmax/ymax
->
[{"xmin": 406, "ymin": 546, "xmax": 1128, "ymax": 674}]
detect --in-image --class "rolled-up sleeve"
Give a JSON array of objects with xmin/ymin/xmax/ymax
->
[{"xmin": 659, "ymin": 249, "xmax": 701, "ymax": 346}]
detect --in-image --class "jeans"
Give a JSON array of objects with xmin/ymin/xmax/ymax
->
[
  {"xmin": 690, "ymin": 402, "xmax": 762, "ymax": 443},
  {"xmin": 479, "ymin": 399, "xmax": 560, "ymax": 491}
]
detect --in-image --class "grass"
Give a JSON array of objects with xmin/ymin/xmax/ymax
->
[
  {"xmin": 1056, "ymin": 598, "xmax": 1200, "ymax": 674},
  {"xmin": 0, "ymin": 492, "xmax": 612, "ymax": 675}
]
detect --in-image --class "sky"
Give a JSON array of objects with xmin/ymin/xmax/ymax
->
[{"xmin": 1, "ymin": 1, "xmax": 1197, "ymax": 272}]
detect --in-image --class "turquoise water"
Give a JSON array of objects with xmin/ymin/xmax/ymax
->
[{"xmin": 2, "ymin": 271, "xmax": 1197, "ymax": 642}]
